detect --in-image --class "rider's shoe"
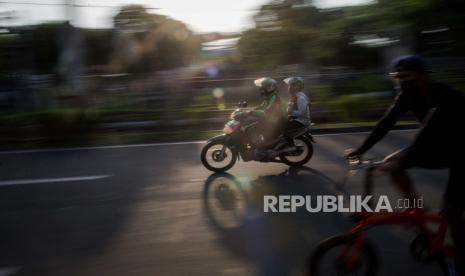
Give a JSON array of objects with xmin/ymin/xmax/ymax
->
[{"xmin": 254, "ymin": 149, "xmax": 268, "ymax": 161}]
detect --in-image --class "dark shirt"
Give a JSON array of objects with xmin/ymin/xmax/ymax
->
[{"xmin": 357, "ymin": 82, "xmax": 465, "ymax": 166}]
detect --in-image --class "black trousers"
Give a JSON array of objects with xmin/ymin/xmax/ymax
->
[
  {"xmin": 284, "ymin": 120, "xmax": 305, "ymax": 146},
  {"xmin": 405, "ymin": 150, "xmax": 465, "ymax": 273},
  {"xmin": 444, "ymin": 166, "xmax": 465, "ymax": 274}
]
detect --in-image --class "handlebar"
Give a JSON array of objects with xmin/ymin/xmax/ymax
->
[
  {"xmin": 346, "ymin": 156, "xmax": 384, "ymax": 170},
  {"xmin": 342, "ymin": 157, "xmax": 385, "ymax": 210}
]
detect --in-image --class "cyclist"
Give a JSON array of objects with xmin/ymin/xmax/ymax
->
[{"xmin": 345, "ymin": 55, "xmax": 465, "ymax": 275}]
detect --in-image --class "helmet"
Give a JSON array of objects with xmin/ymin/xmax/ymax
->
[
  {"xmin": 254, "ymin": 77, "xmax": 277, "ymax": 94},
  {"xmin": 391, "ymin": 55, "xmax": 429, "ymax": 74},
  {"xmin": 283, "ymin": 76, "xmax": 304, "ymax": 88}
]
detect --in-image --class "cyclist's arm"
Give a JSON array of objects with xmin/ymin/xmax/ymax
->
[{"xmin": 356, "ymin": 93, "xmax": 408, "ymax": 155}]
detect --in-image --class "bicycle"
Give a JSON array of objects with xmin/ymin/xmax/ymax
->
[{"xmin": 307, "ymin": 157, "xmax": 455, "ymax": 276}]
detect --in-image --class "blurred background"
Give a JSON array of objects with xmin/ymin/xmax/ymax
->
[
  {"xmin": 1, "ymin": 2, "xmax": 463, "ymax": 275},
  {"xmin": 1, "ymin": 0, "xmax": 465, "ymax": 148}
]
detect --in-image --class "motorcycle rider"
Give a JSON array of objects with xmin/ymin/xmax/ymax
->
[
  {"xmin": 283, "ymin": 77, "xmax": 311, "ymax": 146},
  {"xmin": 248, "ymin": 77, "xmax": 286, "ymax": 147},
  {"xmin": 345, "ymin": 55, "xmax": 465, "ymax": 275}
]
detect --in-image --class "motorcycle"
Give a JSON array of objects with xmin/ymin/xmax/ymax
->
[{"xmin": 201, "ymin": 101, "xmax": 315, "ymax": 172}]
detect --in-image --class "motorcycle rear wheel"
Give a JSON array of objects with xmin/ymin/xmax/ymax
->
[{"xmin": 279, "ymin": 137, "xmax": 313, "ymax": 166}]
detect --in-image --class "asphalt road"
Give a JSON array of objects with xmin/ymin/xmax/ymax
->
[{"xmin": 0, "ymin": 130, "xmax": 451, "ymax": 276}]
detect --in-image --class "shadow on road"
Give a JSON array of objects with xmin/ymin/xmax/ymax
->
[
  {"xmin": 202, "ymin": 166, "xmax": 352, "ymax": 276},
  {"xmin": 0, "ymin": 176, "xmax": 141, "ymax": 275}
]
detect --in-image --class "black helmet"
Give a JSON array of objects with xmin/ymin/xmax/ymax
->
[{"xmin": 391, "ymin": 55, "xmax": 431, "ymax": 74}]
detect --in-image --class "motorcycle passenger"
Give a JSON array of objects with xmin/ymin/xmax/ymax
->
[
  {"xmin": 283, "ymin": 77, "xmax": 311, "ymax": 147},
  {"xmin": 345, "ymin": 55, "xmax": 465, "ymax": 276},
  {"xmin": 248, "ymin": 77, "xmax": 286, "ymax": 146}
]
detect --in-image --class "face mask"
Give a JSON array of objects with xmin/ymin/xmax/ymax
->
[
  {"xmin": 399, "ymin": 80, "xmax": 417, "ymax": 94},
  {"xmin": 260, "ymin": 89, "xmax": 272, "ymax": 98}
]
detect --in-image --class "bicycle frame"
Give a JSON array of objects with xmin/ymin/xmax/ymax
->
[
  {"xmin": 349, "ymin": 211, "xmax": 454, "ymax": 257},
  {"xmin": 339, "ymin": 158, "xmax": 455, "ymax": 269}
]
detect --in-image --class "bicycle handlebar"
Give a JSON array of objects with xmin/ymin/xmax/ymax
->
[{"xmin": 346, "ymin": 156, "xmax": 384, "ymax": 170}]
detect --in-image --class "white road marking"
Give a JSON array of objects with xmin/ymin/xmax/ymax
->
[
  {"xmin": 188, "ymin": 178, "xmax": 206, "ymax": 182},
  {"xmin": 0, "ymin": 175, "xmax": 113, "ymax": 186},
  {"xmin": 0, "ymin": 129, "xmax": 416, "ymax": 155}
]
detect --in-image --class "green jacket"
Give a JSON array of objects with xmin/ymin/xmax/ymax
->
[{"xmin": 251, "ymin": 92, "xmax": 286, "ymax": 125}]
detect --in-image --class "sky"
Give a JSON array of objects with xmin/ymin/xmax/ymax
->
[{"xmin": 0, "ymin": 0, "xmax": 372, "ymax": 33}]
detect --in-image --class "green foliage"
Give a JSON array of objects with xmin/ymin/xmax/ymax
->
[
  {"xmin": 1, "ymin": 5, "xmax": 201, "ymax": 76},
  {"xmin": 238, "ymin": 0, "xmax": 465, "ymax": 70},
  {"xmin": 238, "ymin": 4, "xmax": 325, "ymax": 70},
  {"xmin": 0, "ymin": 34, "xmax": 18, "ymax": 73},
  {"xmin": 30, "ymin": 24, "xmax": 62, "ymax": 73},
  {"xmin": 111, "ymin": 5, "xmax": 202, "ymax": 73},
  {"xmin": 36, "ymin": 108, "xmax": 98, "ymax": 132},
  {"xmin": 0, "ymin": 108, "xmax": 99, "ymax": 138},
  {"xmin": 333, "ymin": 94, "xmax": 391, "ymax": 121},
  {"xmin": 84, "ymin": 30, "xmax": 113, "ymax": 66},
  {"xmin": 333, "ymin": 75, "xmax": 390, "ymax": 95}
]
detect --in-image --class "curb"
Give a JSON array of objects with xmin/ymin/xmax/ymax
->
[{"xmin": 311, "ymin": 124, "xmax": 419, "ymax": 134}]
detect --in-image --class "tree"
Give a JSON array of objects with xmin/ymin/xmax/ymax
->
[
  {"xmin": 110, "ymin": 5, "xmax": 201, "ymax": 73},
  {"xmin": 238, "ymin": 0, "xmax": 465, "ymax": 71},
  {"xmin": 238, "ymin": 1, "xmax": 324, "ymax": 70}
]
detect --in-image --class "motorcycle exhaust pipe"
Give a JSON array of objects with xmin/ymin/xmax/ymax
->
[{"xmin": 267, "ymin": 147, "xmax": 298, "ymax": 159}]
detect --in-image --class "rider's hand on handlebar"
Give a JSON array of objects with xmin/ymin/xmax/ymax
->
[{"xmin": 238, "ymin": 110, "xmax": 251, "ymax": 119}]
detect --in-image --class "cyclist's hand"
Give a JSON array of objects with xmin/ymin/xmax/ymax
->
[{"xmin": 344, "ymin": 148, "xmax": 361, "ymax": 159}]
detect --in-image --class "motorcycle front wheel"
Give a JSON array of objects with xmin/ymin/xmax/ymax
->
[{"xmin": 201, "ymin": 141, "xmax": 237, "ymax": 172}]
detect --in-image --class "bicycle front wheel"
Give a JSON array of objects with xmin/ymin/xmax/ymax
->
[{"xmin": 308, "ymin": 234, "xmax": 378, "ymax": 276}]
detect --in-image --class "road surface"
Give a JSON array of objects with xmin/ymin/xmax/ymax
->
[{"xmin": 0, "ymin": 130, "xmax": 450, "ymax": 276}]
